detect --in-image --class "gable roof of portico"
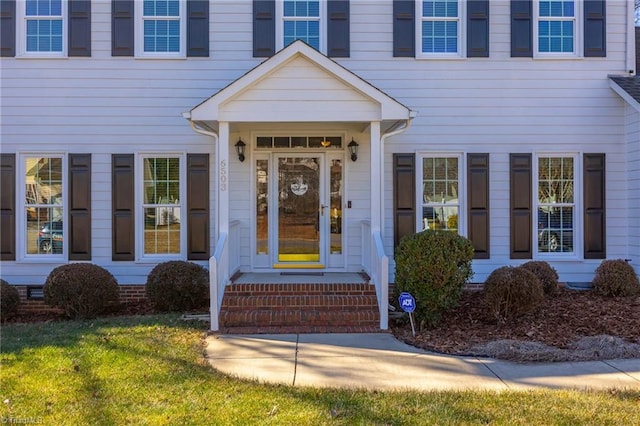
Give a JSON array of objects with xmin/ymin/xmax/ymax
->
[{"xmin": 186, "ymin": 41, "xmax": 414, "ymax": 129}]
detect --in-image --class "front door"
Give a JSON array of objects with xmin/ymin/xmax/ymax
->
[
  {"xmin": 276, "ymin": 155, "xmax": 324, "ymax": 264},
  {"xmin": 254, "ymin": 150, "xmax": 344, "ymax": 270}
]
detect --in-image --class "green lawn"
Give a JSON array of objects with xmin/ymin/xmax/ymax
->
[{"xmin": 1, "ymin": 315, "xmax": 639, "ymax": 425}]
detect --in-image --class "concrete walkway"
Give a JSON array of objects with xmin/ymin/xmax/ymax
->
[{"xmin": 205, "ymin": 333, "xmax": 640, "ymax": 391}]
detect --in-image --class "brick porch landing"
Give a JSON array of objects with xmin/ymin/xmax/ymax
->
[{"xmin": 219, "ymin": 273, "xmax": 382, "ymax": 334}]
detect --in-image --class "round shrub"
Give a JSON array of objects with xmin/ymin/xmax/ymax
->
[
  {"xmin": 484, "ymin": 266, "xmax": 544, "ymax": 322},
  {"xmin": 592, "ymin": 259, "xmax": 640, "ymax": 297},
  {"xmin": 1, "ymin": 279, "xmax": 21, "ymax": 321},
  {"xmin": 520, "ymin": 261, "xmax": 560, "ymax": 296},
  {"xmin": 145, "ymin": 261, "xmax": 209, "ymax": 312},
  {"xmin": 44, "ymin": 264, "xmax": 120, "ymax": 319},
  {"xmin": 394, "ymin": 230, "xmax": 474, "ymax": 328}
]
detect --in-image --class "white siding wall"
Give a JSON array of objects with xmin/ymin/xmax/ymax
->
[
  {"xmin": 626, "ymin": 105, "xmax": 640, "ymax": 274},
  {"xmin": 0, "ymin": 1, "xmax": 633, "ymax": 285}
]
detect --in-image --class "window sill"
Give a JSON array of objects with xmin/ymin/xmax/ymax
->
[
  {"xmin": 415, "ymin": 54, "xmax": 466, "ymax": 61},
  {"xmin": 18, "ymin": 255, "xmax": 67, "ymax": 263},
  {"xmin": 534, "ymin": 253, "xmax": 581, "ymax": 261},
  {"xmin": 134, "ymin": 53, "xmax": 187, "ymax": 60},
  {"xmin": 533, "ymin": 54, "xmax": 583, "ymax": 60},
  {"xmin": 135, "ymin": 256, "xmax": 187, "ymax": 264},
  {"xmin": 16, "ymin": 53, "xmax": 68, "ymax": 59}
]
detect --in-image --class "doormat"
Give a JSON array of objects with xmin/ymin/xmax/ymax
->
[{"xmin": 280, "ymin": 272, "xmax": 324, "ymax": 276}]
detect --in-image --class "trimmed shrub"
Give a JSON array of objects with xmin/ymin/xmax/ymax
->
[
  {"xmin": 145, "ymin": 261, "xmax": 209, "ymax": 312},
  {"xmin": 44, "ymin": 264, "xmax": 120, "ymax": 319},
  {"xmin": 592, "ymin": 259, "xmax": 640, "ymax": 297},
  {"xmin": 394, "ymin": 230, "xmax": 474, "ymax": 328},
  {"xmin": 484, "ymin": 266, "xmax": 545, "ymax": 322},
  {"xmin": 1, "ymin": 279, "xmax": 20, "ymax": 321},
  {"xmin": 520, "ymin": 261, "xmax": 560, "ymax": 296}
]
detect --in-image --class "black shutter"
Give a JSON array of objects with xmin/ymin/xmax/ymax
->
[
  {"xmin": 112, "ymin": 0, "xmax": 134, "ymax": 56},
  {"xmin": 187, "ymin": 0, "xmax": 209, "ymax": 57},
  {"xmin": 69, "ymin": 154, "xmax": 91, "ymax": 260},
  {"xmin": 636, "ymin": 27, "xmax": 640, "ymax": 74},
  {"xmin": 68, "ymin": 0, "xmax": 91, "ymax": 57},
  {"xmin": 467, "ymin": 0, "xmax": 489, "ymax": 57},
  {"xmin": 327, "ymin": 0, "xmax": 350, "ymax": 57},
  {"xmin": 583, "ymin": 154, "xmax": 606, "ymax": 259},
  {"xmin": 468, "ymin": 154, "xmax": 489, "ymax": 259},
  {"xmin": 0, "ymin": 0, "xmax": 16, "ymax": 57},
  {"xmin": 511, "ymin": 0, "xmax": 532, "ymax": 57},
  {"xmin": 584, "ymin": 0, "xmax": 606, "ymax": 57},
  {"xmin": 510, "ymin": 154, "xmax": 532, "ymax": 259},
  {"xmin": 393, "ymin": 154, "xmax": 416, "ymax": 249},
  {"xmin": 393, "ymin": 0, "xmax": 415, "ymax": 57},
  {"xmin": 187, "ymin": 154, "xmax": 209, "ymax": 260},
  {"xmin": 0, "ymin": 154, "xmax": 16, "ymax": 260},
  {"xmin": 253, "ymin": 0, "xmax": 275, "ymax": 57},
  {"xmin": 112, "ymin": 154, "xmax": 135, "ymax": 261}
]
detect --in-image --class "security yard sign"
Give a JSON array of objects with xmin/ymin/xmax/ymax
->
[
  {"xmin": 398, "ymin": 292, "xmax": 415, "ymax": 313},
  {"xmin": 398, "ymin": 292, "xmax": 417, "ymax": 337}
]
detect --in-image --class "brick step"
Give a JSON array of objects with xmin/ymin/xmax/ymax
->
[
  {"xmin": 223, "ymin": 283, "xmax": 376, "ymax": 296},
  {"xmin": 220, "ymin": 308, "xmax": 379, "ymax": 327},
  {"xmin": 220, "ymin": 325, "xmax": 386, "ymax": 334},
  {"xmin": 222, "ymin": 294, "xmax": 378, "ymax": 310},
  {"xmin": 219, "ymin": 283, "xmax": 380, "ymax": 333}
]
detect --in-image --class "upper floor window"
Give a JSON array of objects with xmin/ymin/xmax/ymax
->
[
  {"xmin": 536, "ymin": 155, "xmax": 577, "ymax": 255},
  {"xmin": 420, "ymin": 155, "xmax": 463, "ymax": 233},
  {"xmin": 19, "ymin": 0, "xmax": 66, "ymax": 56},
  {"xmin": 136, "ymin": 0, "xmax": 186, "ymax": 57},
  {"xmin": 418, "ymin": 0, "xmax": 464, "ymax": 57},
  {"xmin": 278, "ymin": 0, "xmax": 323, "ymax": 51},
  {"xmin": 535, "ymin": 0, "xmax": 579, "ymax": 56},
  {"xmin": 22, "ymin": 155, "xmax": 66, "ymax": 258}
]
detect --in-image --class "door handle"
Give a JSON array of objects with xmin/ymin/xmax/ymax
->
[{"xmin": 320, "ymin": 205, "xmax": 326, "ymax": 216}]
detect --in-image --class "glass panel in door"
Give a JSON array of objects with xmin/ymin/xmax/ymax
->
[
  {"xmin": 277, "ymin": 156, "xmax": 321, "ymax": 262},
  {"xmin": 329, "ymin": 159, "xmax": 342, "ymax": 254},
  {"xmin": 256, "ymin": 159, "xmax": 269, "ymax": 255}
]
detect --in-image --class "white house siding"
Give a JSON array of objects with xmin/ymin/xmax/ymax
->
[
  {"xmin": 0, "ymin": 1, "xmax": 634, "ymax": 285},
  {"xmin": 361, "ymin": 0, "xmax": 630, "ymax": 283},
  {"xmin": 626, "ymin": 104, "xmax": 640, "ymax": 273}
]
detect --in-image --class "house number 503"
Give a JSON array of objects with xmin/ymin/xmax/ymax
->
[{"xmin": 220, "ymin": 160, "xmax": 227, "ymax": 191}]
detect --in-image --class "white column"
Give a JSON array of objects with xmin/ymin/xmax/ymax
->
[
  {"xmin": 370, "ymin": 121, "xmax": 382, "ymax": 232},
  {"xmin": 217, "ymin": 122, "xmax": 230, "ymax": 235}
]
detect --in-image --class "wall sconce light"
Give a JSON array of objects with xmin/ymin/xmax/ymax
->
[
  {"xmin": 348, "ymin": 138, "xmax": 359, "ymax": 162},
  {"xmin": 235, "ymin": 139, "xmax": 246, "ymax": 162}
]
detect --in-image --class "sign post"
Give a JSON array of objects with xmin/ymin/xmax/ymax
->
[{"xmin": 398, "ymin": 292, "xmax": 416, "ymax": 337}]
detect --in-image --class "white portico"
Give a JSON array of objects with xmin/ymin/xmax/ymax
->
[{"xmin": 183, "ymin": 41, "xmax": 414, "ymax": 331}]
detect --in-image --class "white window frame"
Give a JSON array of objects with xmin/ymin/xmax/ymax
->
[
  {"xmin": 135, "ymin": 0, "xmax": 187, "ymax": 58},
  {"xmin": 533, "ymin": 0, "xmax": 582, "ymax": 58},
  {"xmin": 533, "ymin": 153, "xmax": 582, "ymax": 259},
  {"xmin": 18, "ymin": 153, "xmax": 67, "ymax": 261},
  {"xmin": 275, "ymin": 0, "xmax": 326, "ymax": 53},
  {"xmin": 136, "ymin": 153, "xmax": 187, "ymax": 262},
  {"xmin": 416, "ymin": 0, "xmax": 466, "ymax": 59},
  {"xmin": 416, "ymin": 153, "xmax": 466, "ymax": 236},
  {"xmin": 16, "ymin": 0, "xmax": 68, "ymax": 58}
]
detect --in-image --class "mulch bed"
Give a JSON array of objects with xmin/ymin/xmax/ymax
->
[{"xmin": 390, "ymin": 287, "xmax": 640, "ymax": 361}]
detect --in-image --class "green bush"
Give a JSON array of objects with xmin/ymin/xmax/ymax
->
[
  {"xmin": 484, "ymin": 266, "xmax": 544, "ymax": 322},
  {"xmin": 44, "ymin": 264, "xmax": 120, "ymax": 319},
  {"xmin": 1, "ymin": 279, "xmax": 20, "ymax": 321},
  {"xmin": 592, "ymin": 259, "xmax": 640, "ymax": 297},
  {"xmin": 145, "ymin": 261, "xmax": 209, "ymax": 312},
  {"xmin": 394, "ymin": 230, "xmax": 474, "ymax": 327},
  {"xmin": 520, "ymin": 261, "xmax": 560, "ymax": 296}
]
